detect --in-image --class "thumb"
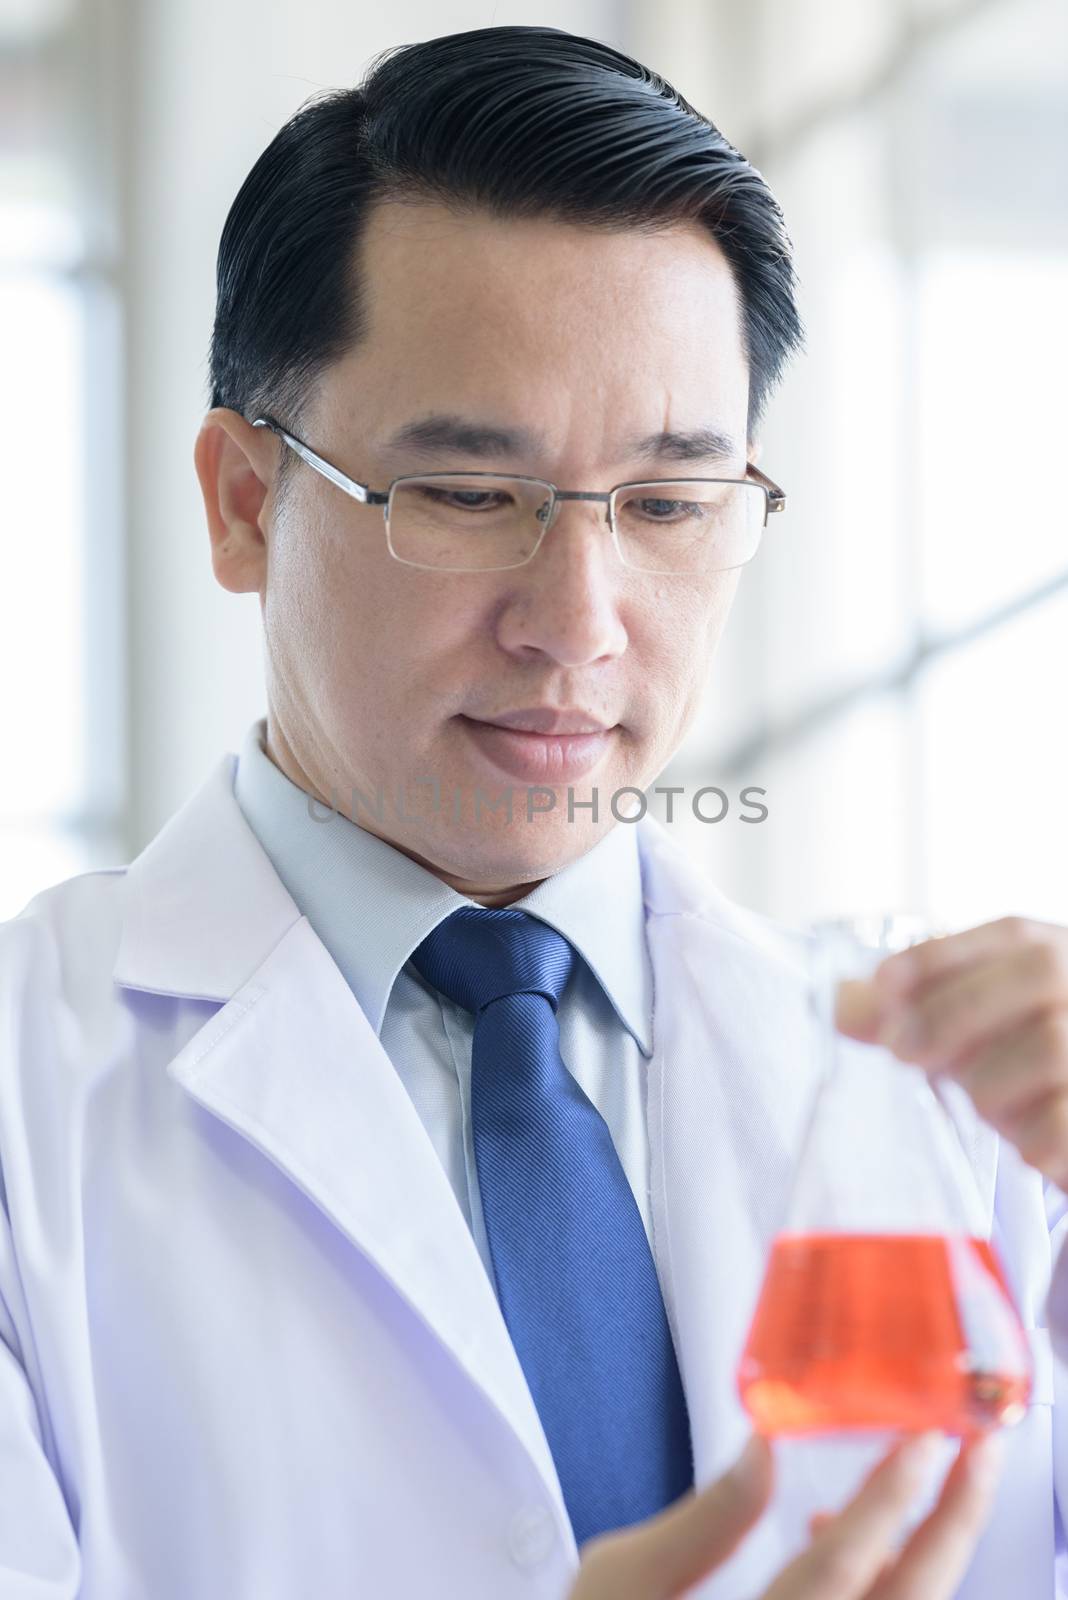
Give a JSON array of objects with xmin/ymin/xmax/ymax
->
[
  {"xmin": 629, "ymin": 1435, "xmax": 774, "ymax": 1596},
  {"xmin": 834, "ymin": 977, "xmax": 885, "ymax": 1041}
]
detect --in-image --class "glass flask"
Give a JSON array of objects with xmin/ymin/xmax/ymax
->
[{"xmin": 737, "ymin": 914, "xmax": 1033, "ymax": 1439}]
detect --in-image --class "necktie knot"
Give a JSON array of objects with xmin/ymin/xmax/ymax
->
[{"xmin": 409, "ymin": 906, "xmax": 576, "ymax": 1016}]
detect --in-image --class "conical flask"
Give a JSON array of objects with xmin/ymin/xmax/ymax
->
[{"xmin": 737, "ymin": 914, "xmax": 1033, "ymax": 1438}]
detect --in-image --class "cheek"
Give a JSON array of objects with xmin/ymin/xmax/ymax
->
[
  {"xmin": 263, "ymin": 536, "xmax": 330, "ymax": 663},
  {"xmin": 636, "ymin": 576, "xmax": 738, "ymax": 729},
  {"xmin": 645, "ymin": 574, "xmax": 736, "ymax": 670},
  {"xmin": 268, "ymin": 503, "xmax": 404, "ymax": 665},
  {"xmin": 332, "ymin": 566, "xmax": 496, "ymax": 727}
]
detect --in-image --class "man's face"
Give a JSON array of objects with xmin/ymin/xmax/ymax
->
[{"xmin": 248, "ymin": 200, "xmax": 752, "ymax": 893}]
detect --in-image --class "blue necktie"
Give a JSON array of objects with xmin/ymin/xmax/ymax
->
[{"xmin": 409, "ymin": 906, "xmax": 693, "ymax": 1548}]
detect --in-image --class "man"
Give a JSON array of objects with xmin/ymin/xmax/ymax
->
[{"xmin": 2, "ymin": 24, "xmax": 1066, "ymax": 1599}]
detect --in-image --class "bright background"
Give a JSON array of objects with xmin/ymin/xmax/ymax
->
[{"xmin": 2, "ymin": 0, "xmax": 1066, "ymax": 929}]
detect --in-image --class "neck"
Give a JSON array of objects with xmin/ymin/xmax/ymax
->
[{"xmin": 262, "ymin": 715, "xmax": 547, "ymax": 907}]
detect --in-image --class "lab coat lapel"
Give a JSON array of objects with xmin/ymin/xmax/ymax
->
[
  {"xmin": 637, "ymin": 815, "xmax": 818, "ymax": 1490},
  {"xmin": 113, "ymin": 754, "xmax": 568, "ymax": 1527}
]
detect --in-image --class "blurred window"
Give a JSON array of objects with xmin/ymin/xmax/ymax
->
[
  {"xmin": 0, "ymin": 0, "xmax": 124, "ymax": 918},
  {"xmin": 669, "ymin": 0, "xmax": 1068, "ymax": 930}
]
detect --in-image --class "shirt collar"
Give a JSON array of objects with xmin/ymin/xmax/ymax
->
[
  {"xmin": 514, "ymin": 812, "xmax": 653, "ymax": 1057},
  {"xmin": 233, "ymin": 718, "xmax": 653, "ymax": 1057}
]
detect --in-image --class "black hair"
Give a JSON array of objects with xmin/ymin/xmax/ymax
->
[{"xmin": 208, "ymin": 25, "xmax": 804, "ymax": 492}]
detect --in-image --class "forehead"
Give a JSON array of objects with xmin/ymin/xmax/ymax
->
[{"xmin": 321, "ymin": 199, "xmax": 748, "ymax": 460}]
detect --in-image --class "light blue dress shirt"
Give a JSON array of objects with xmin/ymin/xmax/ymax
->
[{"xmin": 232, "ymin": 717, "xmax": 655, "ymax": 1294}]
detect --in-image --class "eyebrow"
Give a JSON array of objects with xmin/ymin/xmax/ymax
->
[{"xmin": 378, "ymin": 413, "xmax": 742, "ymax": 467}]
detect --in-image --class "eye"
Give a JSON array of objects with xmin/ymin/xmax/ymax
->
[
  {"xmin": 628, "ymin": 495, "xmax": 706, "ymax": 522},
  {"xmin": 416, "ymin": 486, "xmax": 514, "ymax": 513}
]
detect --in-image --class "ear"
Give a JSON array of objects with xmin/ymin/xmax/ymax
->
[
  {"xmin": 193, "ymin": 408, "xmax": 276, "ymax": 594},
  {"xmin": 746, "ymin": 435, "xmax": 763, "ymax": 468}
]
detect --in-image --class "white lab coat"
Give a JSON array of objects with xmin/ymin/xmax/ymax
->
[{"xmin": 0, "ymin": 749, "xmax": 1063, "ymax": 1599}]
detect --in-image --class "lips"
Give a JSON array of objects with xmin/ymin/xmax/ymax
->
[
  {"xmin": 476, "ymin": 708, "xmax": 612, "ymax": 735},
  {"xmin": 457, "ymin": 715, "xmax": 616, "ymax": 784}
]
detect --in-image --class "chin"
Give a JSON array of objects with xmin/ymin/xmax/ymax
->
[{"xmin": 435, "ymin": 809, "xmax": 608, "ymax": 884}]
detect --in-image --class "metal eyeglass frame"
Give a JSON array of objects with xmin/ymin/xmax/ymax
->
[{"xmin": 251, "ymin": 413, "xmax": 787, "ymax": 573}]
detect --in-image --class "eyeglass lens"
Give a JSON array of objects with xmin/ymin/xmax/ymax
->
[{"xmin": 384, "ymin": 475, "xmax": 767, "ymax": 574}]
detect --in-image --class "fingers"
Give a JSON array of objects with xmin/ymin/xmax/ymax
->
[
  {"xmin": 874, "ymin": 918, "xmax": 1056, "ymax": 997},
  {"xmin": 865, "ymin": 1431, "xmax": 1004, "ymax": 1599},
  {"xmin": 834, "ymin": 978, "xmax": 884, "ymax": 1042},
  {"xmin": 928, "ymin": 1000, "xmax": 1068, "ymax": 1186},
  {"xmin": 834, "ymin": 919, "xmax": 1068, "ymax": 1065},
  {"xmin": 571, "ymin": 1428, "xmax": 1003, "ymax": 1600},
  {"xmin": 956, "ymin": 1011, "xmax": 1068, "ymax": 1125},
  {"xmin": 877, "ymin": 946, "xmax": 1068, "ymax": 1071},
  {"xmin": 573, "ymin": 1433, "xmax": 773, "ymax": 1600},
  {"xmin": 761, "ymin": 1433, "xmax": 943, "ymax": 1600},
  {"xmin": 635, "ymin": 1434, "xmax": 774, "ymax": 1595},
  {"xmin": 1000, "ymin": 1089, "xmax": 1068, "ymax": 1187}
]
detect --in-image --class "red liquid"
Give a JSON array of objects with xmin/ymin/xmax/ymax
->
[{"xmin": 737, "ymin": 1232, "xmax": 1032, "ymax": 1436}]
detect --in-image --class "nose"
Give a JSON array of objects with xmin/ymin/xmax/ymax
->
[{"xmin": 494, "ymin": 497, "xmax": 628, "ymax": 669}]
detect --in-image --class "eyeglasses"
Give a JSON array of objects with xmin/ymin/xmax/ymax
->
[{"xmin": 251, "ymin": 413, "xmax": 787, "ymax": 576}]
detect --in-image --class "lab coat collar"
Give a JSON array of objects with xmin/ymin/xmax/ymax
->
[{"xmin": 113, "ymin": 753, "xmax": 300, "ymax": 1000}]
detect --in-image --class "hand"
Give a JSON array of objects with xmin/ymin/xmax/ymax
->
[
  {"xmin": 836, "ymin": 917, "xmax": 1068, "ymax": 1189},
  {"xmin": 568, "ymin": 1429, "xmax": 1002, "ymax": 1600}
]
